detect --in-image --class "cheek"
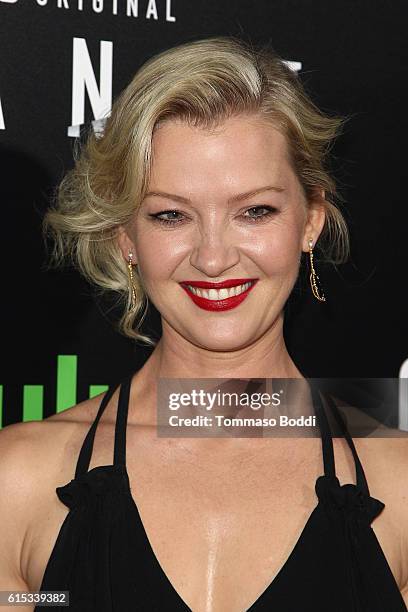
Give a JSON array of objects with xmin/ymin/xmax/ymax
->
[
  {"xmin": 251, "ymin": 227, "xmax": 302, "ymax": 275},
  {"xmin": 135, "ymin": 232, "xmax": 184, "ymax": 280}
]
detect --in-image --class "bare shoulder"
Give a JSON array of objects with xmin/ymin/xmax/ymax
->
[
  {"xmin": 0, "ymin": 394, "xmax": 100, "ymax": 509},
  {"xmin": 0, "ymin": 387, "xmax": 119, "ymax": 489},
  {"xmin": 352, "ymin": 433, "xmax": 408, "ymax": 500},
  {"xmin": 324, "ymin": 394, "xmax": 407, "ymax": 474},
  {"xmin": 327, "ymin": 400, "xmax": 408, "ymax": 593},
  {"xmin": 354, "ymin": 435, "xmax": 408, "ymax": 590},
  {"xmin": 333, "ymin": 399, "xmax": 408, "ymax": 468},
  {"xmin": 0, "ymin": 391, "xmax": 116, "ymax": 589},
  {"xmin": 331, "ymin": 399, "xmax": 408, "ymax": 499}
]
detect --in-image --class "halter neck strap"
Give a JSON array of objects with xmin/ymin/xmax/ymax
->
[
  {"xmin": 309, "ymin": 381, "xmax": 336, "ymax": 480},
  {"xmin": 310, "ymin": 380, "xmax": 370, "ymax": 495},
  {"xmin": 74, "ymin": 373, "xmax": 132, "ymax": 478}
]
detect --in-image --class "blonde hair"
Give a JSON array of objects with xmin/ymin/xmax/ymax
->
[{"xmin": 43, "ymin": 36, "xmax": 350, "ymax": 345}]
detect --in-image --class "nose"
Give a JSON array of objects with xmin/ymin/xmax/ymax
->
[{"xmin": 188, "ymin": 223, "xmax": 240, "ymax": 278}]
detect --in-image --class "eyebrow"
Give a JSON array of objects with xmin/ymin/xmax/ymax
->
[{"xmin": 144, "ymin": 185, "xmax": 285, "ymax": 205}]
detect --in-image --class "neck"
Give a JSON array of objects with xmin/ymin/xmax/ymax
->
[
  {"xmin": 145, "ymin": 319, "xmax": 303, "ymax": 380},
  {"xmin": 129, "ymin": 320, "xmax": 312, "ymax": 433}
]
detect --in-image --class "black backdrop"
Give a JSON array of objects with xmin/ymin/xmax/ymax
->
[{"xmin": 1, "ymin": 0, "xmax": 407, "ymax": 426}]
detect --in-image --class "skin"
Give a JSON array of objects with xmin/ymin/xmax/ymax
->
[
  {"xmin": 118, "ymin": 114, "xmax": 325, "ymax": 382},
  {"xmin": 1, "ymin": 113, "xmax": 407, "ymax": 611}
]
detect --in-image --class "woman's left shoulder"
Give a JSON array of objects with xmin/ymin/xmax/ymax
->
[
  {"xmin": 355, "ymin": 433, "xmax": 408, "ymax": 474},
  {"xmin": 352, "ymin": 434, "xmax": 408, "ymax": 598},
  {"xmin": 352, "ymin": 433, "xmax": 408, "ymax": 522},
  {"xmin": 331, "ymin": 400, "xmax": 408, "ymax": 479}
]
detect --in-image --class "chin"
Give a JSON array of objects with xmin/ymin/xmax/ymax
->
[{"xmin": 186, "ymin": 328, "xmax": 255, "ymax": 352}]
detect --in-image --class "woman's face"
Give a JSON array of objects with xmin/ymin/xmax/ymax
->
[{"xmin": 119, "ymin": 113, "xmax": 325, "ymax": 350}]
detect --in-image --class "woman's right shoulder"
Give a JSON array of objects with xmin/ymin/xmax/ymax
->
[
  {"xmin": 0, "ymin": 391, "xmax": 114, "ymax": 591},
  {"xmin": 0, "ymin": 389, "xmax": 117, "ymax": 492}
]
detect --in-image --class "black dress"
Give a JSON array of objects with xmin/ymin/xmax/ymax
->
[{"xmin": 36, "ymin": 373, "xmax": 407, "ymax": 611}]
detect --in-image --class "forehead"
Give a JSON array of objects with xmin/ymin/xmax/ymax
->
[{"xmin": 149, "ymin": 114, "xmax": 294, "ymax": 191}]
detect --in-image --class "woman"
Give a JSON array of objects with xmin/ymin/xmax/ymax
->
[{"xmin": 0, "ymin": 36, "xmax": 407, "ymax": 611}]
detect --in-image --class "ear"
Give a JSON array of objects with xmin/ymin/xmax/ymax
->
[
  {"xmin": 116, "ymin": 225, "xmax": 138, "ymax": 264},
  {"xmin": 301, "ymin": 188, "xmax": 327, "ymax": 252}
]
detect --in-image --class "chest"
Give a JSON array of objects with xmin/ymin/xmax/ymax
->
[
  {"xmin": 129, "ymin": 440, "xmax": 315, "ymax": 603},
  {"xmin": 26, "ymin": 433, "xmax": 403, "ymax": 611}
]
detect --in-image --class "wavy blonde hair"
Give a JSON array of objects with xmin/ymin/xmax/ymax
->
[{"xmin": 43, "ymin": 36, "xmax": 350, "ymax": 345}]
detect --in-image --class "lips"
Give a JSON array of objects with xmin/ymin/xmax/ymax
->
[
  {"xmin": 179, "ymin": 279, "xmax": 258, "ymax": 311},
  {"xmin": 180, "ymin": 278, "xmax": 258, "ymax": 289}
]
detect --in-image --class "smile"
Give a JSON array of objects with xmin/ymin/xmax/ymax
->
[{"xmin": 179, "ymin": 279, "xmax": 258, "ymax": 311}]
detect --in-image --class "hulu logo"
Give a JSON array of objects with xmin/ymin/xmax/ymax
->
[{"xmin": 0, "ymin": 355, "xmax": 108, "ymax": 429}]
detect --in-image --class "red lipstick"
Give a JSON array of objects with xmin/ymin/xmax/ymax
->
[{"xmin": 179, "ymin": 279, "xmax": 258, "ymax": 311}]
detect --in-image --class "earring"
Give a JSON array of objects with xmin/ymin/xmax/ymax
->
[
  {"xmin": 308, "ymin": 239, "xmax": 326, "ymax": 302},
  {"xmin": 127, "ymin": 250, "xmax": 137, "ymax": 309}
]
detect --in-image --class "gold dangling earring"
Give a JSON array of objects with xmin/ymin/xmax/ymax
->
[
  {"xmin": 308, "ymin": 239, "xmax": 326, "ymax": 302},
  {"xmin": 127, "ymin": 250, "xmax": 137, "ymax": 310}
]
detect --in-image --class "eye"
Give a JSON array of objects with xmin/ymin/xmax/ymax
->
[
  {"xmin": 149, "ymin": 210, "xmax": 186, "ymax": 226},
  {"xmin": 148, "ymin": 205, "xmax": 278, "ymax": 227},
  {"xmin": 242, "ymin": 206, "xmax": 278, "ymax": 223}
]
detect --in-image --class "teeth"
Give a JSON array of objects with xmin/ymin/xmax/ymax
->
[{"xmin": 186, "ymin": 282, "xmax": 253, "ymax": 300}]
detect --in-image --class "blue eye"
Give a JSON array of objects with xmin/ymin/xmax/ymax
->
[
  {"xmin": 149, "ymin": 210, "xmax": 185, "ymax": 226},
  {"xmin": 243, "ymin": 206, "xmax": 277, "ymax": 222}
]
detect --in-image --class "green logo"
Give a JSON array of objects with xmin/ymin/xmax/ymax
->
[{"xmin": 0, "ymin": 355, "xmax": 108, "ymax": 428}]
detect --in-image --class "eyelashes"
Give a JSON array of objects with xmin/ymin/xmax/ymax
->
[{"xmin": 148, "ymin": 205, "xmax": 278, "ymax": 227}]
